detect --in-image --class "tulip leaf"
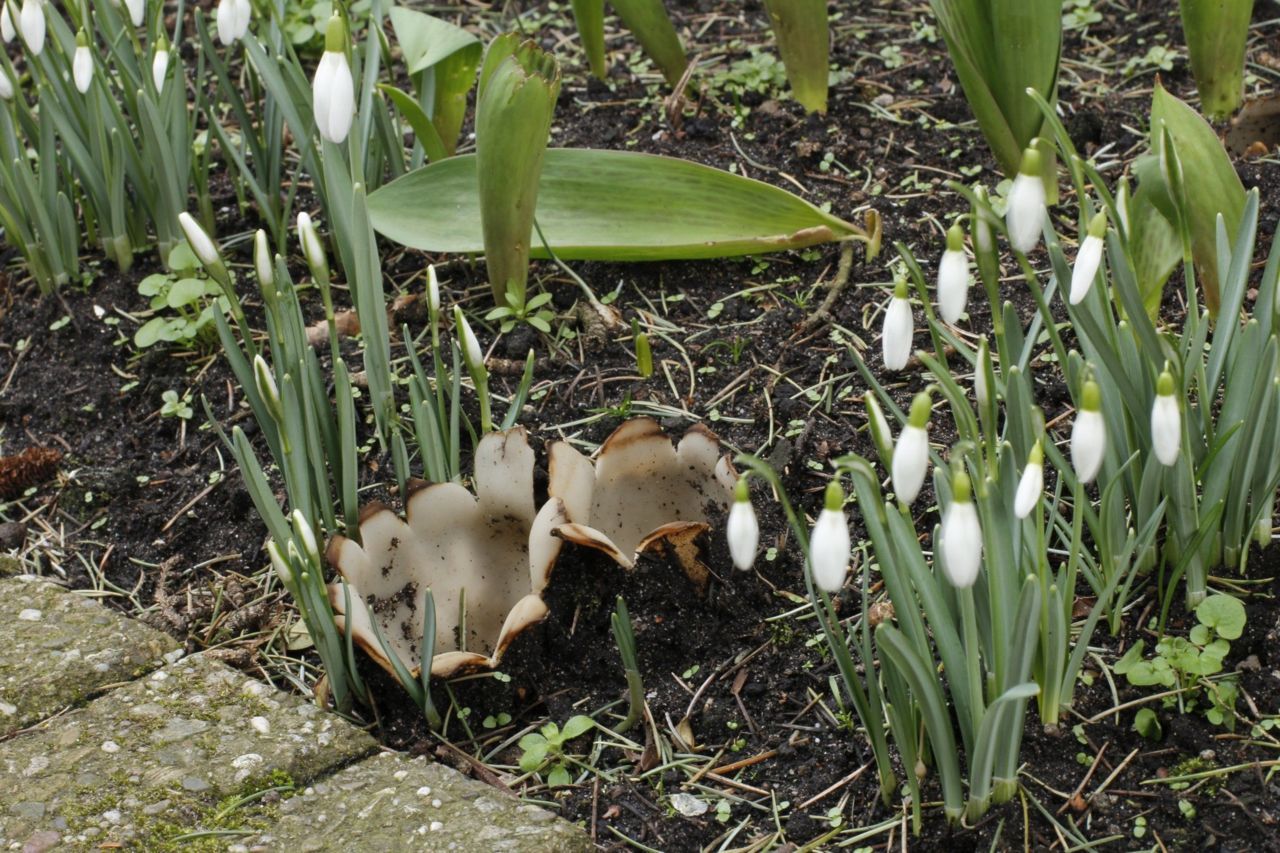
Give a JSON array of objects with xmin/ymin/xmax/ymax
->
[
  {"xmin": 367, "ymin": 148, "xmax": 868, "ymax": 260},
  {"xmin": 388, "ymin": 8, "xmax": 481, "ymax": 157},
  {"xmin": 763, "ymin": 0, "xmax": 829, "ymax": 114},
  {"xmin": 571, "ymin": 0, "xmax": 607, "ymax": 79},
  {"xmin": 1180, "ymin": 0, "xmax": 1253, "ymax": 121},
  {"xmin": 378, "ymin": 84, "xmax": 449, "ymax": 165},
  {"xmin": 1150, "ymin": 82, "xmax": 1246, "ymax": 315},
  {"xmin": 610, "ymin": 0, "xmax": 689, "ymax": 88}
]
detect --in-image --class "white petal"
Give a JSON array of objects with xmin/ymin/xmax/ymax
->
[
  {"xmin": 1069, "ymin": 235, "xmax": 1104, "ymax": 305},
  {"xmin": 73, "ymin": 45, "xmax": 92, "ymax": 93},
  {"xmin": 20, "ymin": 0, "xmax": 44, "ymax": 55},
  {"xmin": 235, "ymin": 0, "xmax": 251, "ymax": 38},
  {"xmin": 1071, "ymin": 410, "xmax": 1106, "ymax": 484},
  {"xmin": 936, "ymin": 249, "xmax": 969, "ymax": 324},
  {"xmin": 152, "ymin": 49, "xmax": 168, "ymax": 92},
  {"xmin": 726, "ymin": 500, "xmax": 758, "ymax": 571},
  {"xmin": 810, "ymin": 508, "xmax": 850, "ymax": 594},
  {"xmin": 2, "ymin": 4, "xmax": 15, "ymax": 43},
  {"xmin": 321, "ymin": 53, "xmax": 354, "ymax": 144},
  {"xmin": 178, "ymin": 212, "xmax": 219, "ymax": 267},
  {"xmin": 891, "ymin": 425, "xmax": 929, "ymax": 506},
  {"xmin": 312, "ymin": 52, "xmax": 336, "ymax": 141},
  {"xmin": 216, "ymin": 0, "xmax": 235, "ymax": 45},
  {"xmin": 1013, "ymin": 462, "xmax": 1043, "ymax": 519},
  {"xmin": 882, "ymin": 296, "xmax": 913, "ymax": 372},
  {"xmin": 1006, "ymin": 172, "xmax": 1046, "ymax": 254},
  {"xmin": 940, "ymin": 502, "xmax": 983, "ymax": 588},
  {"xmin": 125, "ymin": 0, "xmax": 143, "ymax": 27},
  {"xmin": 1151, "ymin": 395, "xmax": 1181, "ymax": 466},
  {"xmin": 0, "ymin": 68, "xmax": 12, "ymax": 100}
]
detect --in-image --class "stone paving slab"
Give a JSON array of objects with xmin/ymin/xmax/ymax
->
[
  {"xmin": 0, "ymin": 653, "xmax": 378, "ymax": 849},
  {"xmin": 241, "ymin": 751, "xmax": 593, "ymax": 852},
  {"xmin": 0, "ymin": 576, "xmax": 181, "ymax": 737}
]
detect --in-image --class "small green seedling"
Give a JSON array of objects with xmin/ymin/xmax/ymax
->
[
  {"xmin": 1115, "ymin": 594, "xmax": 1245, "ymax": 726},
  {"xmin": 1133, "ymin": 707, "xmax": 1162, "ymax": 741},
  {"xmin": 485, "ymin": 290, "xmax": 555, "ymax": 333},
  {"xmin": 134, "ymin": 243, "xmax": 230, "ymax": 349},
  {"xmin": 161, "ymin": 389, "xmax": 194, "ymax": 420},
  {"xmin": 518, "ymin": 715, "xmax": 595, "ymax": 787}
]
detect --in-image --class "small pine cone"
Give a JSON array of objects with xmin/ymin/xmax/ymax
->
[{"xmin": 0, "ymin": 447, "xmax": 62, "ymax": 500}]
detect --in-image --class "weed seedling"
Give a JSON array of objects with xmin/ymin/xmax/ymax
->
[{"xmin": 518, "ymin": 715, "xmax": 596, "ymax": 787}]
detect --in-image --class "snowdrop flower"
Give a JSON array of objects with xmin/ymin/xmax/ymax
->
[
  {"xmin": 2, "ymin": 2, "xmax": 15, "ymax": 44},
  {"xmin": 726, "ymin": 477, "xmax": 759, "ymax": 571},
  {"xmin": 253, "ymin": 354, "xmax": 283, "ymax": 424},
  {"xmin": 454, "ymin": 306, "xmax": 484, "ymax": 369},
  {"xmin": 73, "ymin": 30, "xmax": 92, "ymax": 94},
  {"xmin": 152, "ymin": 35, "xmax": 169, "ymax": 93},
  {"xmin": 178, "ymin": 211, "xmax": 222, "ymax": 270},
  {"xmin": 291, "ymin": 509, "xmax": 321, "ymax": 566},
  {"xmin": 267, "ymin": 540, "xmax": 293, "ymax": 587},
  {"xmin": 312, "ymin": 15, "xmax": 355, "ymax": 145},
  {"xmin": 892, "ymin": 391, "xmax": 931, "ymax": 506},
  {"xmin": 882, "ymin": 278, "xmax": 913, "ymax": 372},
  {"xmin": 940, "ymin": 471, "xmax": 982, "ymax": 588},
  {"xmin": 974, "ymin": 336, "xmax": 991, "ymax": 409},
  {"xmin": 254, "ymin": 229, "xmax": 273, "ymax": 288},
  {"xmin": 297, "ymin": 212, "xmax": 327, "ymax": 276},
  {"xmin": 936, "ymin": 224, "xmax": 970, "ymax": 324},
  {"xmin": 1069, "ymin": 210, "xmax": 1107, "ymax": 305},
  {"xmin": 19, "ymin": 0, "xmax": 44, "ymax": 56},
  {"xmin": 810, "ymin": 481, "xmax": 851, "ymax": 594},
  {"xmin": 1151, "ymin": 368, "xmax": 1181, "ymax": 466},
  {"xmin": 1014, "ymin": 441, "xmax": 1044, "ymax": 519},
  {"xmin": 1006, "ymin": 146, "xmax": 1047, "ymax": 254},
  {"xmin": 0, "ymin": 66, "xmax": 12, "ymax": 100},
  {"xmin": 124, "ymin": 0, "xmax": 144, "ymax": 27},
  {"xmin": 1071, "ymin": 379, "xmax": 1106, "ymax": 484},
  {"xmin": 865, "ymin": 393, "xmax": 893, "ymax": 464},
  {"xmin": 427, "ymin": 264, "xmax": 441, "ymax": 315},
  {"xmin": 216, "ymin": 0, "xmax": 250, "ymax": 45}
]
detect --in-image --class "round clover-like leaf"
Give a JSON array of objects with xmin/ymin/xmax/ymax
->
[{"xmin": 1196, "ymin": 593, "xmax": 1246, "ymax": 640}]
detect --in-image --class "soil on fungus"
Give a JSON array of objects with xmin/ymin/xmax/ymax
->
[{"xmin": 2, "ymin": 0, "xmax": 1280, "ymax": 849}]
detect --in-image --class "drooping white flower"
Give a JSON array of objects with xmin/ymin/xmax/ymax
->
[
  {"xmin": 1069, "ymin": 209, "xmax": 1107, "ymax": 305},
  {"xmin": 1071, "ymin": 379, "xmax": 1106, "ymax": 484},
  {"xmin": 178, "ymin": 211, "xmax": 220, "ymax": 268},
  {"xmin": 1151, "ymin": 369, "xmax": 1181, "ymax": 466},
  {"xmin": 253, "ymin": 353, "xmax": 283, "ymax": 424},
  {"xmin": 296, "ymin": 211, "xmax": 328, "ymax": 282},
  {"xmin": 1014, "ymin": 441, "xmax": 1044, "ymax": 519},
  {"xmin": 19, "ymin": 0, "xmax": 44, "ymax": 56},
  {"xmin": 1, "ymin": 2, "xmax": 15, "ymax": 43},
  {"xmin": 940, "ymin": 471, "xmax": 983, "ymax": 588},
  {"xmin": 972, "ymin": 185, "xmax": 995, "ymax": 256},
  {"xmin": 891, "ymin": 391, "xmax": 931, "ymax": 506},
  {"xmin": 313, "ymin": 15, "xmax": 355, "ymax": 145},
  {"xmin": 882, "ymin": 278, "xmax": 913, "ymax": 372},
  {"xmin": 427, "ymin": 264, "xmax": 441, "ymax": 314},
  {"xmin": 1006, "ymin": 146, "xmax": 1047, "ymax": 254},
  {"xmin": 454, "ymin": 306, "xmax": 484, "ymax": 369},
  {"xmin": 216, "ymin": 0, "xmax": 250, "ymax": 45},
  {"xmin": 267, "ymin": 540, "xmax": 293, "ymax": 587},
  {"xmin": 151, "ymin": 35, "xmax": 169, "ymax": 92},
  {"xmin": 124, "ymin": 0, "xmax": 144, "ymax": 27},
  {"xmin": 291, "ymin": 509, "xmax": 321, "ymax": 566},
  {"xmin": 726, "ymin": 477, "xmax": 759, "ymax": 571},
  {"xmin": 254, "ymin": 229, "xmax": 273, "ymax": 288},
  {"xmin": 72, "ymin": 30, "xmax": 92, "ymax": 94},
  {"xmin": 0, "ymin": 67, "xmax": 12, "ymax": 100},
  {"xmin": 810, "ymin": 481, "xmax": 851, "ymax": 594},
  {"xmin": 936, "ymin": 224, "xmax": 970, "ymax": 324},
  {"xmin": 865, "ymin": 393, "xmax": 893, "ymax": 465}
]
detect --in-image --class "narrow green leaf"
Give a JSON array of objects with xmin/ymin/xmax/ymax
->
[
  {"xmin": 610, "ymin": 0, "xmax": 688, "ymax": 88},
  {"xmin": 379, "ymin": 84, "xmax": 449, "ymax": 164},
  {"xmin": 571, "ymin": 0, "xmax": 607, "ymax": 79}
]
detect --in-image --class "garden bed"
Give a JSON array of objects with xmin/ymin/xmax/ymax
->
[{"xmin": 2, "ymin": 0, "xmax": 1279, "ymax": 848}]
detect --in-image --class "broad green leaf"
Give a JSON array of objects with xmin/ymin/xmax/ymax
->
[
  {"xmin": 1196, "ymin": 593, "xmax": 1246, "ymax": 640},
  {"xmin": 378, "ymin": 85, "xmax": 449, "ymax": 164},
  {"xmin": 1127, "ymin": 182, "xmax": 1182, "ymax": 320},
  {"xmin": 368, "ymin": 148, "xmax": 868, "ymax": 260},
  {"xmin": 611, "ymin": 0, "xmax": 688, "ymax": 88},
  {"xmin": 1180, "ymin": 0, "xmax": 1253, "ymax": 121},
  {"xmin": 1151, "ymin": 82, "xmax": 1246, "ymax": 315},
  {"xmin": 167, "ymin": 277, "xmax": 207, "ymax": 309},
  {"xmin": 1133, "ymin": 707, "xmax": 1162, "ymax": 740},
  {"xmin": 560, "ymin": 714, "xmax": 595, "ymax": 741}
]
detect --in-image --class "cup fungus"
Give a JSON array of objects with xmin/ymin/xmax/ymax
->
[
  {"xmin": 548, "ymin": 418, "xmax": 736, "ymax": 588},
  {"xmin": 327, "ymin": 428, "xmax": 568, "ymax": 680}
]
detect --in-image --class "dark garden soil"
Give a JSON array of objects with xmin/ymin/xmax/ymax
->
[{"xmin": 2, "ymin": 0, "xmax": 1280, "ymax": 849}]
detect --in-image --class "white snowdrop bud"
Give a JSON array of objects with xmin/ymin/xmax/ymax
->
[
  {"xmin": 940, "ymin": 471, "xmax": 982, "ymax": 588},
  {"xmin": 1071, "ymin": 379, "xmax": 1106, "ymax": 484},
  {"xmin": 1151, "ymin": 369, "xmax": 1181, "ymax": 467},
  {"xmin": 1014, "ymin": 441, "xmax": 1044, "ymax": 519},
  {"xmin": 726, "ymin": 478, "xmax": 759, "ymax": 571},
  {"xmin": 73, "ymin": 30, "xmax": 92, "ymax": 94},
  {"xmin": 882, "ymin": 278, "xmax": 913, "ymax": 372},
  {"xmin": 891, "ymin": 391, "xmax": 931, "ymax": 506},
  {"xmin": 1069, "ymin": 209, "xmax": 1107, "ymax": 305},
  {"xmin": 810, "ymin": 481, "xmax": 851, "ymax": 594},
  {"xmin": 313, "ymin": 15, "xmax": 355, "ymax": 145},
  {"xmin": 936, "ymin": 224, "xmax": 970, "ymax": 324},
  {"xmin": 1006, "ymin": 147, "xmax": 1047, "ymax": 254}
]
